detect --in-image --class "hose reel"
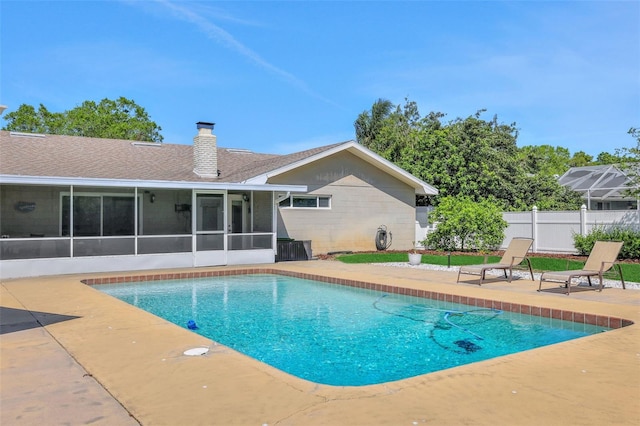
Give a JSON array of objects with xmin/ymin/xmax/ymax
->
[{"xmin": 375, "ymin": 225, "xmax": 392, "ymax": 251}]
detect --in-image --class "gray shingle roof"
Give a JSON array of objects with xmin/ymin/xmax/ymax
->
[{"xmin": 0, "ymin": 130, "xmax": 344, "ymax": 183}]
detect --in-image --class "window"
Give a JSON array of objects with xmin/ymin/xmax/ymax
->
[
  {"xmin": 61, "ymin": 193, "xmax": 136, "ymax": 236},
  {"xmin": 279, "ymin": 195, "xmax": 331, "ymax": 209}
]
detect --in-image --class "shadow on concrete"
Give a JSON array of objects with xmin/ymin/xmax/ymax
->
[
  {"xmin": 537, "ymin": 285, "xmax": 604, "ymax": 295},
  {"xmin": 0, "ymin": 306, "xmax": 80, "ymax": 335}
]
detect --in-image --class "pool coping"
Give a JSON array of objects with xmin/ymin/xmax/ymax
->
[
  {"xmin": 3, "ymin": 261, "xmax": 640, "ymax": 425},
  {"xmin": 83, "ymin": 268, "xmax": 634, "ymax": 330}
]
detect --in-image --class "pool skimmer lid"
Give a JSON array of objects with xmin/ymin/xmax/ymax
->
[{"xmin": 183, "ymin": 347, "xmax": 209, "ymax": 356}]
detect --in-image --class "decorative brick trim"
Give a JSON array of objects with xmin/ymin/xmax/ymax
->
[{"xmin": 83, "ymin": 269, "xmax": 634, "ymax": 329}]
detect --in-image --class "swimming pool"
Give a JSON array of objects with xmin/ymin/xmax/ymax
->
[{"xmin": 97, "ymin": 273, "xmax": 611, "ymax": 386}]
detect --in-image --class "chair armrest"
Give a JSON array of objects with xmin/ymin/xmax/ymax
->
[
  {"xmin": 510, "ymin": 256, "xmax": 525, "ymax": 266},
  {"xmin": 599, "ymin": 261, "xmax": 615, "ymax": 273}
]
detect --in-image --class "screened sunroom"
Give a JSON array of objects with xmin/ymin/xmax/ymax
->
[
  {"xmin": 558, "ymin": 165, "xmax": 639, "ymax": 210},
  {"xmin": 0, "ymin": 178, "xmax": 304, "ymax": 279}
]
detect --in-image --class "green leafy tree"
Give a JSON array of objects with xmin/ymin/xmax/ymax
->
[
  {"xmin": 569, "ymin": 151, "xmax": 593, "ymax": 167},
  {"xmin": 425, "ymin": 196, "xmax": 507, "ymax": 251},
  {"xmin": 617, "ymin": 127, "xmax": 640, "ymax": 198},
  {"xmin": 354, "ymin": 98, "xmax": 393, "ymax": 152},
  {"xmin": 356, "ymin": 98, "xmax": 582, "ymax": 210},
  {"xmin": 2, "ymin": 97, "xmax": 163, "ymax": 142},
  {"xmin": 594, "ymin": 151, "xmax": 628, "ymax": 165},
  {"xmin": 1, "ymin": 104, "xmax": 65, "ymax": 134},
  {"xmin": 513, "ymin": 174, "xmax": 584, "ymax": 210},
  {"xmin": 517, "ymin": 145, "xmax": 571, "ymax": 176}
]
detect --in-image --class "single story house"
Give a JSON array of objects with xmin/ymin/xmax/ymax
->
[
  {"xmin": 558, "ymin": 164, "xmax": 639, "ymax": 210},
  {"xmin": 0, "ymin": 123, "xmax": 437, "ymax": 278}
]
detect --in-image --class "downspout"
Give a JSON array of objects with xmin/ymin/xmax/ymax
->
[
  {"xmin": 134, "ymin": 187, "xmax": 138, "ymax": 255},
  {"xmin": 273, "ymin": 192, "xmax": 291, "ymax": 256},
  {"xmin": 70, "ymin": 185, "xmax": 74, "ymax": 258}
]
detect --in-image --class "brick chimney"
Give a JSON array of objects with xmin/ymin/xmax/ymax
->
[{"xmin": 193, "ymin": 121, "xmax": 218, "ymax": 178}]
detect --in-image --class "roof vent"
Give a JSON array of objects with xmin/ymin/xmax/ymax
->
[
  {"xmin": 10, "ymin": 131, "xmax": 46, "ymax": 138},
  {"xmin": 226, "ymin": 148, "xmax": 253, "ymax": 154},
  {"xmin": 131, "ymin": 142, "xmax": 163, "ymax": 147}
]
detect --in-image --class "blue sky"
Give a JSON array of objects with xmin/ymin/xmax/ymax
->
[{"xmin": 1, "ymin": 1, "xmax": 638, "ymax": 157}]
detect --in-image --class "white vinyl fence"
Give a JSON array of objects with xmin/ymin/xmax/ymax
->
[{"xmin": 416, "ymin": 205, "xmax": 640, "ymax": 254}]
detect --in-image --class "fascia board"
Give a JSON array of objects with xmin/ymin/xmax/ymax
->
[{"xmin": 0, "ymin": 174, "xmax": 306, "ymax": 192}]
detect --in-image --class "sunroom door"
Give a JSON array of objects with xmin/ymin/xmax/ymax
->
[
  {"xmin": 227, "ymin": 194, "xmax": 248, "ymax": 250},
  {"xmin": 195, "ymin": 193, "xmax": 224, "ymax": 249}
]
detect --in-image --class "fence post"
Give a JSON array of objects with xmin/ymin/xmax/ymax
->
[
  {"xmin": 531, "ymin": 205, "xmax": 538, "ymax": 252},
  {"xmin": 580, "ymin": 204, "xmax": 587, "ymax": 235}
]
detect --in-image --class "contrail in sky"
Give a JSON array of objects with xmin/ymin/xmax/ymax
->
[{"xmin": 152, "ymin": 0, "xmax": 339, "ymax": 107}]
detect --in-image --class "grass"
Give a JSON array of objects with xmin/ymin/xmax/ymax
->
[{"xmin": 335, "ymin": 252, "xmax": 639, "ymax": 283}]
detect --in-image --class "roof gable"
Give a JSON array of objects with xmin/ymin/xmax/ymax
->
[{"xmin": 240, "ymin": 140, "xmax": 438, "ymax": 195}]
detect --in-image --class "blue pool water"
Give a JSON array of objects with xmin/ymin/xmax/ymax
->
[{"xmin": 97, "ymin": 274, "xmax": 609, "ymax": 386}]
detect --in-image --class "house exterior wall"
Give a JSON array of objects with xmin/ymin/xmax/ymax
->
[
  {"xmin": 141, "ymin": 189, "xmax": 192, "ymax": 235},
  {"xmin": 270, "ymin": 151, "xmax": 416, "ymax": 254},
  {"xmin": 1, "ymin": 185, "xmax": 65, "ymax": 237},
  {"xmin": 252, "ymin": 191, "xmax": 273, "ymax": 232}
]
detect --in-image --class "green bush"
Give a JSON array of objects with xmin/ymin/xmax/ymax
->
[
  {"xmin": 425, "ymin": 196, "xmax": 507, "ymax": 252},
  {"xmin": 573, "ymin": 226, "xmax": 640, "ymax": 260}
]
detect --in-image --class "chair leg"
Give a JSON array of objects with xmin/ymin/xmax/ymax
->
[
  {"xmin": 524, "ymin": 258, "xmax": 534, "ymax": 281},
  {"xmin": 614, "ymin": 264, "xmax": 626, "ymax": 290},
  {"xmin": 598, "ymin": 273, "xmax": 604, "ymax": 292}
]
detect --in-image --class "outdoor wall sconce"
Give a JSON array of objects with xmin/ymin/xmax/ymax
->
[
  {"xmin": 150, "ymin": 193, "xmax": 156, "ymax": 203},
  {"xmin": 242, "ymin": 193, "xmax": 250, "ymax": 202}
]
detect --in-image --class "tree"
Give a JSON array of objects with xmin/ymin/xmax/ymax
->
[
  {"xmin": 513, "ymin": 174, "xmax": 583, "ymax": 210},
  {"xmin": 569, "ymin": 151, "xmax": 593, "ymax": 167},
  {"xmin": 517, "ymin": 145, "xmax": 571, "ymax": 176},
  {"xmin": 354, "ymin": 98, "xmax": 393, "ymax": 152},
  {"xmin": 595, "ymin": 151, "xmax": 628, "ymax": 165},
  {"xmin": 1, "ymin": 104, "xmax": 65, "ymax": 135},
  {"xmin": 2, "ymin": 97, "xmax": 163, "ymax": 142},
  {"xmin": 425, "ymin": 196, "xmax": 507, "ymax": 251},
  {"xmin": 355, "ymin": 98, "xmax": 582, "ymax": 211},
  {"xmin": 617, "ymin": 127, "xmax": 640, "ymax": 198}
]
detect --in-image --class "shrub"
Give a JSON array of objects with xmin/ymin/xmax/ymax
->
[
  {"xmin": 425, "ymin": 196, "xmax": 507, "ymax": 252},
  {"xmin": 573, "ymin": 226, "xmax": 640, "ymax": 260}
]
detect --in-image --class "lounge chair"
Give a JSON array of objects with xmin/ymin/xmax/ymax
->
[
  {"xmin": 538, "ymin": 241, "xmax": 624, "ymax": 295},
  {"xmin": 457, "ymin": 238, "xmax": 534, "ymax": 285}
]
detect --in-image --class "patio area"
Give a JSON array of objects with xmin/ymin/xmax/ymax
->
[{"xmin": 1, "ymin": 260, "xmax": 639, "ymax": 425}]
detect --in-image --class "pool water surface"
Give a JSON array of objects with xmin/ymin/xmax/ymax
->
[{"xmin": 97, "ymin": 274, "xmax": 609, "ymax": 386}]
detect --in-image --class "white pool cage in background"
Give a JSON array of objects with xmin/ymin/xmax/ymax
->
[{"xmin": 558, "ymin": 164, "xmax": 639, "ymax": 210}]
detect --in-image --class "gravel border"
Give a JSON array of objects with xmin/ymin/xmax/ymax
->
[{"xmin": 374, "ymin": 262, "xmax": 639, "ymax": 290}]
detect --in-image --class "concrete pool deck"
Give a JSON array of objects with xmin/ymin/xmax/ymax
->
[{"xmin": 1, "ymin": 260, "xmax": 639, "ymax": 425}]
